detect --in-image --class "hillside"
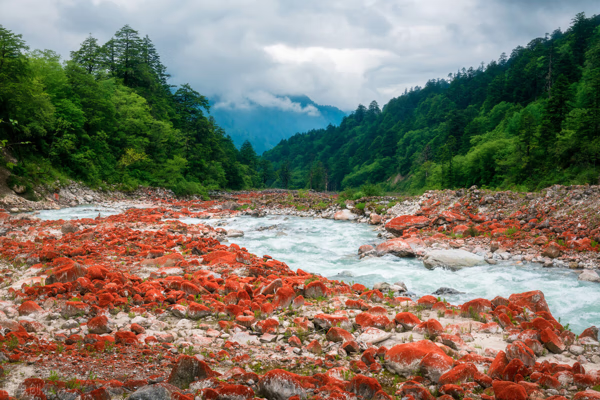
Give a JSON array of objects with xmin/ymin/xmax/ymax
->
[
  {"xmin": 0, "ymin": 24, "xmax": 263, "ymax": 198},
  {"xmin": 211, "ymin": 94, "xmax": 347, "ymax": 154},
  {"xmin": 263, "ymin": 12, "xmax": 600, "ymax": 193}
]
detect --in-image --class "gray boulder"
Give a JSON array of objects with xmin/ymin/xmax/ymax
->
[{"xmin": 422, "ymin": 249, "xmax": 484, "ymax": 270}]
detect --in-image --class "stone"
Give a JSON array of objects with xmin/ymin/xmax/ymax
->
[
  {"xmin": 129, "ymin": 385, "xmax": 172, "ymax": 400},
  {"xmin": 385, "ymin": 215, "xmax": 430, "ymax": 236},
  {"xmin": 432, "ymin": 287, "xmax": 464, "ymax": 295},
  {"xmin": 227, "ymin": 230, "xmax": 244, "ymax": 237},
  {"xmin": 376, "ymin": 238, "xmax": 415, "ymax": 257},
  {"xmin": 358, "ymin": 327, "xmax": 392, "ymax": 344},
  {"xmin": 334, "ymin": 209, "xmax": 356, "ymax": 221},
  {"xmin": 384, "ymin": 340, "xmax": 453, "ymax": 381},
  {"xmin": 578, "ymin": 270, "xmax": 600, "ymax": 283},
  {"xmin": 167, "ymin": 355, "xmax": 214, "ymax": 389},
  {"xmin": 87, "ymin": 316, "xmax": 112, "ymax": 334},
  {"xmin": 258, "ymin": 369, "xmax": 310, "ymax": 400},
  {"xmin": 422, "ymin": 249, "xmax": 484, "ymax": 270},
  {"xmin": 493, "ymin": 381, "xmax": 527, "ymax": 400}
]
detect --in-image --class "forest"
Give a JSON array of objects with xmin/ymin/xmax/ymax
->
[
  {"xmin": 264, "ymin": 12, "xmax": 600, "ymax": 194},
  {"xmin": 0, "ymin": 24, "xmax": 263, "ymax": 197}
]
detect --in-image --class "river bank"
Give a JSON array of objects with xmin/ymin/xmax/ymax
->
[{"xmin": 0, "ymin": 187, "xmax": 598, "ymax": 400}]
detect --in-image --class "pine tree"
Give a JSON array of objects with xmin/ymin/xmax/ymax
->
[{"xmin": 70, "ymin": 35, "xmax": 101, "ymax": 74}]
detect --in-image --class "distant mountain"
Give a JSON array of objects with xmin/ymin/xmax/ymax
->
[{"xmin": 210, "ymin": 95, "xmax": 347, "ymax": 154}]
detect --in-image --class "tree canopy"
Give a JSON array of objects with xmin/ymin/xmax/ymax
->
[{"xmin": 263, "ymin": 12, "xmax": 600, "ymax": 193}]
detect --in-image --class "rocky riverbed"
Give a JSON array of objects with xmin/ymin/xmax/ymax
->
[{"xmin": 0, "ymin": 187, "xmax": 598, "ymax": 400}]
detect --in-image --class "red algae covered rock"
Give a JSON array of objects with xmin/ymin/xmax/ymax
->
[
  {"xmin": 258, "ymin": 369, "xmax": 313, "ymax": 400},
  {"xmin": 375, "ymin": 238, "xmax": 415, "ymax": 257},
  {"xmin": 87, "ymin": 315, "xmax": 112, "ymax": 334},
  {"xmin": 348, "ymin": 374, "xmax": 383, "ymax": 399},
  {"xmin": 508, "ymin": 291, "xmax": 550, "ymax": 313},
  {"xmin": 384, "ymin": 340, "xmax": 452, "ymax": 380},
  {"xmin": 395, "ymin": 312, "xmax": 421, "ymax": 330},
  {"xmin": 168, "ymin": 355, "xmax": 214, "ymax": 389},
  {"xmin": 385, "ymin": 215, "xmax": 430, "ymax": 236},
  {"xmin": 326, "ymin": 327, "xmax": 354, "ymax": 343},
  {"xmin": 493, "ymin": 381, "xmax": 528, "ymax": 400},
  {"xmin": 304, "ymin": 281, "xmax": 328, "ymax": 299},
  {"xmin": 18, "ymin": 301, "xmax": 43, "ymax": 316},
  {"xmin": 506, "ymin": 341, "xmax": 536, "ymax": 367}
]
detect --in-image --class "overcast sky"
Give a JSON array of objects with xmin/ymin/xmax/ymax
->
[{"xmin": 1, "ymin": 0, "xmax": 599, "ymax": 111}]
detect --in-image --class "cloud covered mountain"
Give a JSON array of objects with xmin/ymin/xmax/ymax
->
[{"xmin": 210, "ymin": 94, "xmax": 347, "ymax": 154}]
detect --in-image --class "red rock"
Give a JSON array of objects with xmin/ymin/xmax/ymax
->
[
  {"xmin": 187, "ymin": 302, "xmax": 211, "ymax": 319},
  {"xmin": 213, "ymin": 385, "xmax": 254, "ymax": 400},
  {"xmin": 540, "ymin": 328, "xmax": 566, "ymax": 354},
  {"xmin": 305, "ymin": 281, "xmax": 328, "ymax": 298},
  {"xmin": 440, "ymin": 384, "xmax": 465, "ymax": 399},
  {"xmin": 509, "ymin": 291, "xmax": 550, "ymax": 313},
  {"xmin": 384, "ymin": 340, "xmax": 452, "ymax": 380},
  {"xmin": 417, "ymin": 295, "xmax": 437, "ymax": 309},
  {"xmin": 385, "ymin": 215, "xmax": 430, "ymax": 236},
  {"xmin": 394, "ymin": 312, "xmax": 421, "ymax": 330},
  {"xmin": 439, "ymin": 363, "xmax": 478, "ymax": 385},
  {"xmin": 461, "ymin": 298, "xmax": 492, "ymax": 316},
  {"xmin": 579, "ymin": 326, "xmax": 598, "ymax": 341},
  {"xmin": 348, "ymin": 374, "xmax": 382, "ymax": 399},
  {"xmin": 130, "ymin": 323, "xmax": 145, "ymax": 334},
  {"xmin": 489, "ymin": 351, "xmax": 509, "ymax": 379},
  {"xmin": 258, "ymin": 369, "xmax": 314, "ymax": 400},
  {"xmin": 574, "ymin": 374, "xmax": 597, "ymax": 390},
  {"xmin": 342, "ymin": 340, "xmax": 360, "ymax": 354},
  {"xmin": 88, "ymin": 316, "xmax": 112, "ymax": 334},
  {"xmin": 313, "ymin": 314, "xmax": 352, "ymax": 330},
  {"xmin": 48, "ymin": 263, "xmax": 87, "ymax": 283},
  {"xmin": 573, "ymin": 391, "xmax": 600, "ymax": 400},
  {"xmin": 115, "ymin": 331, "xmax": 138, "ymax": 345},
  {"xmin": 273, "ymin": 285, "xmax": 295, "ymax": 309},
  {"xmin": 375, "ymin": 238, "xmax": 415, "ymax": 257},
  {"xmin": 503, "ymin": 358, "xmax": 529, "ymax": 382},
  {"xmin": 506, "ymin": 341, "xmax": 536, "ymax": 367},
  {"xmin": 413, "ymin": 319, "xmax": 443, "ymax": 338},
  {"xmin": 288, "ymin": 336, "xmax": 302, "ymax": 348},
  {"xmin": 537, "ymin": 374, "xmax": 561, "ymax": 390},
  {"xmin": 168, "ymin": 355, "xmax": 214, "ymax": 389},
  {"xmin": 355, "ymin": 312, "xmax": 392, "ymax": 329},
  {"xmin": 453, "ymin": 225, "xmax": 469, "ymax": 235},
  {"xmin": 326, "ymin": 327, "xmax": 354, "ymax": 343},
  {"xmin": 141, "ymin": 253, "xmax": 184, "ymax": 268},
  {"xmin": 306, "ymin": 340, "xmax": 322, "ymax": 355},
  {"xmin": 398, "ymin": 381, "xmax": 435, "ymax": 400},
  {"xmin": 18, "ymin": 301, "xmax": 43, "ymax": 316},
  {"xmin": 493, "ymin": 381, "xmax": 527, "ymax": 400}
]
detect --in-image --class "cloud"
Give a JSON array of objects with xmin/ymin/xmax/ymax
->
[
  {"xmin": 215, "ymin": 92, "xmax": 322, "ymax": 117},
  {"xmin": 0, "ymin": 0, "xmax": 598, "ymax": 110}
]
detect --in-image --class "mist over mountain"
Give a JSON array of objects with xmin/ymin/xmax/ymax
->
[{"xmin": 210, "ymin": 95, "xmax": 347, "ymax": 154}]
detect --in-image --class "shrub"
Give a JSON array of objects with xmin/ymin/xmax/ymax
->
[
  {"xmin": 360, "ymin": 183, "xmax": 384, "ymax": 197},
  {"xmin": 355, "ymin": 202, "xmax": 366, "ymax": 210}
]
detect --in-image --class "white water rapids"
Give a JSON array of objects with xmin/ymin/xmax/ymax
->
[{"xmin": 37, "ymin": 207, "xmax": 600, "ymax": 333}]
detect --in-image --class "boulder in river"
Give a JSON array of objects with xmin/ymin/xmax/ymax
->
[
  {"xmin": 226, "ymin": 229, "xmax": 244, "ymax": 237},
  {"xmin": 578, "ymin": 269, "xmax": 600, "ymax": 283},
  {"xmin": 432, "ymin": 287, "xmax": 465, "ymax": 295},
  {"xmin": 334, "ymin": 209, "xmax": 355, "ymax": 221},
  {"xmin": 422, "ymin": 249, "xmax": 484, "ymax": 270}
]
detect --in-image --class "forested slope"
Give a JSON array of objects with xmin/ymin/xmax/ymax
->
[
  {"xmin": 0, "ymin": 24, "xmax": 262, "ymax": 197},
  {"xmin": 264, "ymin": 13, "xmax": 600, "ymax": 193}
]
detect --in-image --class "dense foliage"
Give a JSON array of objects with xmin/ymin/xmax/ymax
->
[
  {"xmin": 264, "ymin": 13, "xmax": 600, "ymax": 193},
  {"xmin": 0, "ymin": 24, "xmax": 262, "ymax": 196}
]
